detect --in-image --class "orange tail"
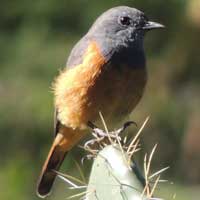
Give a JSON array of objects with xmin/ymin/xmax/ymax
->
[
  {"xmin": 37, "ymin": 126, "xmax": 85, "ymax": 198},
  {"xmin": 37, "ymin": 134, "xmax": 67, "ymax": 198}
]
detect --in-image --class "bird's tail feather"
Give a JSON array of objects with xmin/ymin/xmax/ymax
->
[{"xmin": 36, "ymin": 134, "xmax": 67, "ymax": 198}]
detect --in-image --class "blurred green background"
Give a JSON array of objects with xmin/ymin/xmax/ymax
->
[{"xmin": 0, "ymin": 0, "xmax": 200, "ymax": 199}]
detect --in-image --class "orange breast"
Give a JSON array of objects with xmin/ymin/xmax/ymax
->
[{"xmin": 54, "ymin": 41, "xmax": 147, "ymax": 129}]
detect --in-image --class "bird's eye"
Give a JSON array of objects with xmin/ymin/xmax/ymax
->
[{"xmin": 119, "ymin": 16, "xmax": 131, "ymax": 26}]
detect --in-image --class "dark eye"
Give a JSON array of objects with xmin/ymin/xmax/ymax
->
[{"xmin": 119, "ymin": 16, "xmax": 131, "ymax": 26}]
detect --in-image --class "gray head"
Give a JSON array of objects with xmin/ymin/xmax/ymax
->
[
  {"xmin": 67, "ymin": 6, "xmax": 164, "ymax": 68},
  {"xmin": 87, "ymin": 6, "xmax": 164, "ymax": 56}
]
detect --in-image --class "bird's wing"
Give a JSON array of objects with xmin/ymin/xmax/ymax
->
[{"xmin": 54, "ymin": 108, "xmax": 60, "ymax": 137}]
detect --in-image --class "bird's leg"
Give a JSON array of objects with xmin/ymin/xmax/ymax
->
[
  {"xmin": 87, "ymin": 121, "xmax": 108, "ymax": 137},
  {"xmin": 85, "ymin": 121, "xmax": 137, "ymax": 149},
  {"xmin": 84, "ymin": 121, "xmax": 107, "ymax": 149}
]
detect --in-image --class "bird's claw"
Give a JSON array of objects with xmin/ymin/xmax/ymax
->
[
  {"xmin": 85, "ymin": 120, "xmax": 137, "ymax": 149},
  {"xmin": 113, "ymin": 121, "xmax": 137, "ymax": 135}
]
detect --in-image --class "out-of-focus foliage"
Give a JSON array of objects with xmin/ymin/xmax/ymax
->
[{"xmin": 0, "ymin": 1, "xmax": 199, "ymax": 200}]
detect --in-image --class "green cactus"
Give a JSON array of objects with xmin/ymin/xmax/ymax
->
[
  {"xmin": 56, "ymin": 118, "xmax": 165, "ymax": 200},
  {"xmin": 86, "ymin": 144, "xmax": 148, "ymax": 200}
]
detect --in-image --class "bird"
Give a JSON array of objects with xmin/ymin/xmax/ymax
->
[{"xmin": 36, "ymin": 6, "xmax": 164, "ymax": 198}]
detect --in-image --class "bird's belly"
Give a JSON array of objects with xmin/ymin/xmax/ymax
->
[
  {"xmin": 90, "ymin": 66, "xmax": 147, "ymax": 127},
  {"xmin": 55, "ymin": 64, "xmax": 147, "ymax": 130}
]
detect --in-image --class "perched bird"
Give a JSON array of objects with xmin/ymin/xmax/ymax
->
[{"xmin": 37, "ymin": 6, "xmax": 164, "ymax": 198}]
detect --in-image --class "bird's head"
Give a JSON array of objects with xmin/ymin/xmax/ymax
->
[{"xmin": 88, "ymin": 6, "xmax": 164, "ymax": 53}]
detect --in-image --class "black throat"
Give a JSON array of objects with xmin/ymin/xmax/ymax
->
[{"xmin": 111, "ymin": 46, "xmax": 146, "ymax": 69}]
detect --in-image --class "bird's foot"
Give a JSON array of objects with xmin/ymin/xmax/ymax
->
[{"xmin": 85, "ymin": 121, "xmax": 137, "ymax": 150}]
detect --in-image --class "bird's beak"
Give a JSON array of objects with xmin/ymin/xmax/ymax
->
[{"xmin": 143, "ymin": 21, "xmax": 165, "ymax": 30}]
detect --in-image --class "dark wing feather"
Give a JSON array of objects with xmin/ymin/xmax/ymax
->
[{"xmin": 54, "ymin": 109, "xmax": 60, "ymax": 137}]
